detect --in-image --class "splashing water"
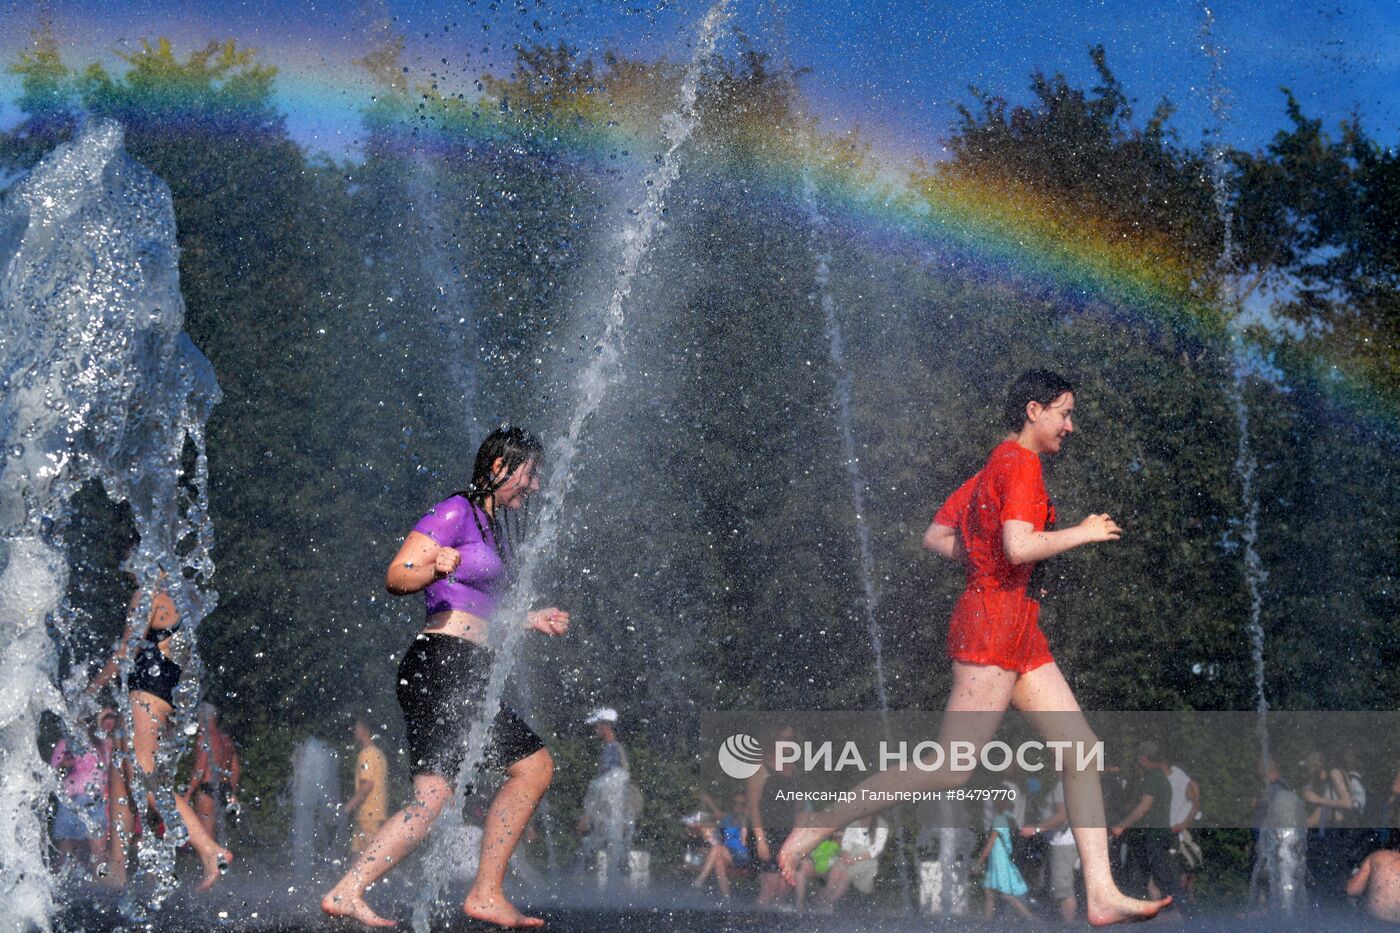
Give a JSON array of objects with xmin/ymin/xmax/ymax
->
[
  {"xmin": 799, "ymin": 177, "xmax": 891, "ymax": 720},
  {"xmin": 290, "ymin": 737, "xmax": 342, "ymax": 883},
  {"xmin": 407, "ymin": 152, "xmax": 480, "ymax": 437},
  {"xmin": 1200, "ymin": 9, "xmax": 1296, "ymax": 911},
  {"xmin": 799, "ymin": 166, "xmax": 917, "ymax": 908},
  {"xmin": 407, "ymin": 2, "xmax": 734, "ymax": 925},
  {"xmin": 0, "ymin": 119, "xmax": 220, "ymax": 927},
  {"xmin": 1199, "ymin": 4, "xmax": 1271, "ymax": 752}
]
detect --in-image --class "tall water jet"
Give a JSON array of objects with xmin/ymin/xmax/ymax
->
[
  {"xmin": 1201, "ymin": 4, "xmax": 1298, "ymax": 912},
  {"xmin": 798, "ymin": 167, "xmax": 913, "ymax": 907},
  {"xmin": 408, "ymin": 3, "xmax": 734, "ymax": 926},
  {"xmin": 799, "ymin": 179, "xmax": 892, "ymax": 722},
  {"xmin": 406, "ymin": 152, "xmax": 480, "ymax": 436},
  {"xmin": 290, "ymin": 737, "xmax": 343, "ymax": 883},
  {"xmin": 0, "ymin": 119, "xmax": 220, "ymax": 927},
  {"xmin": 1198, "ymin": 4, "xmax": 1271, "ymax": 749}
]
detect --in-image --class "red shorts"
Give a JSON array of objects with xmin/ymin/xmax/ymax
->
[{"xmin": 946, "ymin": 585, "xmax": 1054, "ymax": 675}]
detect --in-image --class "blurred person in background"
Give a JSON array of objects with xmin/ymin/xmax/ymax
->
[
  {"xmin": 49, "ymin": 709, "xmax": 116, "ymax": 875},
  {"xmin": 184, "ymin": 703, "xmax": 241, "ymax": 846},
  {"xmin": 813, "ymin": 815, "xmax": 888, "ymax": 912},
  {"xmin": 345, "ymin": 718, "xmax": 388, "ymax": 856}
]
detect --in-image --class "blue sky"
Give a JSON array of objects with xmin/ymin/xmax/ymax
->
[{"xmin": 0, "ymin": 0, "xmax": 1395, "ymax": 160}]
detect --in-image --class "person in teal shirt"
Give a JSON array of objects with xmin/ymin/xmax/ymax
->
[{"xmin": 976, "ymin": 798, "xmax": 1033, "ymax": 920}]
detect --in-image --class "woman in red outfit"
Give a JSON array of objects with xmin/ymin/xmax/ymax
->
[{"xmin": 779, "ymin": 371, "xmax": 1170, "ymax": 926}]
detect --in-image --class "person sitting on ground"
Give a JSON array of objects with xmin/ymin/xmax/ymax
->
[
  {"xmin": 814, "ymin": 815, "xmax": 888, "ymax": 911},
  {"xmin": 1346, "ymin": 849, "xmax": 1400, "ymax": 923},
  {"xmin": 692, "ymin": 790, "xmax": 749, "ymax": 900}
]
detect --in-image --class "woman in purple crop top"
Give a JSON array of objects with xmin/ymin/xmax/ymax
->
[{"xmin": 323, "ymin": 427, "xmax": 569, "ymax": 930}]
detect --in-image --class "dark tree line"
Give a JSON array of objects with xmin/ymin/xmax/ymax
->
[{"xmin": 5, "ymin": 30, "xmax": 1396, "ymax": 878}]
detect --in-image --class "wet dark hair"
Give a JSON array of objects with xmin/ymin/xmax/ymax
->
[
  {"xmin": 1003, "ymin": 370, "xmax": 1077, "ymax": 431},
  {"xmin": 456, "ymin": 425, "xmax": 544, "ymax": 567}
]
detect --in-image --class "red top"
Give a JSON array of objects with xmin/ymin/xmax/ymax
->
[{"xmin": 935, "ymin": 440, "xmax": 1055, "ymax": 591}]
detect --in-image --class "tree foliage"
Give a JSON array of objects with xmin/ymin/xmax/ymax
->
[{"xmin": 3, "ymin": 34, "xmax": 1396, "ymax": 882}]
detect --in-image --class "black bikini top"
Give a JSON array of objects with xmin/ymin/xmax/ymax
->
[{"xmin": 144, "ymin": 621, "xmax": 182, "ymax": 644}]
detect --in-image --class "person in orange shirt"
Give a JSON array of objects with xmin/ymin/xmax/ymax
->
[
  {"xmin": 779, "ymin": 370, "xmax": 1170, "ymax": 926},
  {"xmin": 346, "ymin": 719, "xmax": 389, "ymax": 855}
]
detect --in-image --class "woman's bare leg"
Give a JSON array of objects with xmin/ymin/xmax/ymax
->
[
  {"xmin": 817, "ymin": 865, "xmax": 851, "ymax": 908},
  {"xmin": 130, "ymin": 692, "xmax": 233, "ymax": 891},
  {"xmin": 779, "ymin": 662, "xmax": 1017, "ymax": 881},
  {"xmin": 1012, "ymin": 663, "xmax": 1170, "ymax": 926},
  {"xmin": 193, "ymin": 789, "xmax": 218, "ymax": 842},
  {"xmin": 463, "ymin": 748, "xmax": 553, "ymax": 929},
  {"xmin": 1002, "ymin": 892, "xmax": 1034, "ymax": 919},
  {"xmin": 103, "ymin": 746, "xmax": 135, "ymax": 887},
  {"xmin": 322, "ymin": 773, "xmax": 453, "ymax": 927},
  {"xmin": 86, "ymin": 834, "xmax": 105, "ymax": 869},
  {"xmin": 694, "ymin": 845, "xmax": 720, "ymax": 887},
  {"xmin": 715, "ymin": 850, "xmax": 732, "ymax": 899},
  {"xmin": 757, "ymin": 872, "xmax": 785, "ymax": 906}
]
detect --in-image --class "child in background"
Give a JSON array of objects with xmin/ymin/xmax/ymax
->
[
  {"xmin": 976, "ymin": 796, "xmax": 1034, "ymax": 920},
  {"xmin": 50, "ymin": 710, "xmax": 115, "ymax": 874}
]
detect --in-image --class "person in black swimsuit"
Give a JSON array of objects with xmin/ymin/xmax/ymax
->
[{"xmin": 89, "ymin": 568, "xmax": 233, "ymax": 890}]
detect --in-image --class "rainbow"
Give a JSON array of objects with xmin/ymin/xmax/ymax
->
[{"xmin": 3, "ymin": 33, "xmax": 1394, "ymax": 437}]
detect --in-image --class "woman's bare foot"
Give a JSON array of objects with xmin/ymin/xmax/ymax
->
[
  {"xmin": 777, "ymin": 824, "xmax": 832, "ymax": 885},
  {"xmin": 321, "ymin": 885, "xmax": 397, "ymax": 928},
  {"xmin": 463, "ymin": 889, "xmax": 544, "ymax": 929},
  {"xmin": 1086, "ymin": 892, "xmax": 1172, "ymax": 926},
  {"xmin": 197, "ymin": 848, "xmax": 234, "ymax": 892}
]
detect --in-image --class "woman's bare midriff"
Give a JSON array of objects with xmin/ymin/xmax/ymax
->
[{"xmin": 423, "ymin": 609, "xmax": 490, "ymax": 644}]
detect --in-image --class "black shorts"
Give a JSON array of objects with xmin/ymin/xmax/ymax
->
[
  {"xmin": 396, "ymin": 632, "xmax": 546, "ymax": 778},
  {"xmin": 127, "ymin": 645, "xmax": 181, "ymax": 706}
]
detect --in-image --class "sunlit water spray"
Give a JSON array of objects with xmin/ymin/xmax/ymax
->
[
  {"xmin": 1199, "ymin": 3, "xmax": 1270, "ymax": 751},
  {"xmin": 798, "ymin": 167, "xmax": 915, "ymax": 908},
  {"xmin": 407, "ymin": 152, "xmax": 480, "ymax": 436},
  {"xmin": 0, "ymin": 119, "xmax": 220, "ymax": 927},
  {"xmin": 290, "ymin": 737, "xmax": 342, "ymax": 883},
  {"xmin": 407, "ymin": 2, "xmax": 734, "ymax": 926},
  {"xmin": 1200, "ymin": 6, "xmax": 1295, "ymax": 911}
]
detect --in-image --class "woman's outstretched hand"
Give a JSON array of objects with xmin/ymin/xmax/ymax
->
[
  {"xmin": 1076, "ymin": 513, "xmax": 1122, "ymax": 543},
  {"xmin": 528, "ymin": 607, "xmax": 570, "ymax": 636}
]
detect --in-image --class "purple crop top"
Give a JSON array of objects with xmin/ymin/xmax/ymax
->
[{"xmin": 412, "ymin": 495, "xmax": 505, "ymax": 618}]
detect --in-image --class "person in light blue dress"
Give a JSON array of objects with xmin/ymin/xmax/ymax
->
[{"xmin": 976, "ymin": 800, "xmax": 1034, "ymax": 920}]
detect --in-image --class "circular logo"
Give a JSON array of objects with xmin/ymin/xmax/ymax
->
[{"xmin": 717, "ymin": 733, "xmax": 764, "ymax": 780}]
